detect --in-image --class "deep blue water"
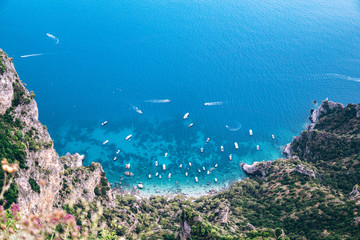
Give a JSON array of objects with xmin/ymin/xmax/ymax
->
[{"xmin": 1, "ymin": 0, "xmax": 360, "ymax": 196}]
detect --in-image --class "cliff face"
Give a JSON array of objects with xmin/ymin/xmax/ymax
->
[
  {"xmin": 0, "ymin": 49, "xmax": 111, "ymax": 216},
  {"xmin": 1, "ymin": 48, "xmax": 360, "ymax": 239}
]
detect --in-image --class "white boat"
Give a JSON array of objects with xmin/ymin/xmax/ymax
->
[
  {"xmin": 195, "ymin": 177, "xmax": 198, "ymax": 182},
  {"xmin": 256, "ymin": 145, "xmax": 259, "ymax": 151},
  {"xmin": 103, "ymin": 140, "xmax": 109, "ymax": 145},
  {"xmin": 156, "ymin": 172, "xmax": 159, "ymax": 177},
  {"xmin": 189, "ymin": 162, "xmax": 192, "ymax": 167},
  {"xmin": 189, "ymin": 123, "xmax": 193, "ymax": 128},
  {"xmin": 249, "ymin": 129, "xmax": 253, "ymax": 136},
  {"xmin": 198, "ymin": 169, "xmax": 201, "ymax": 173},
  {"xmin": 221, "ymin": 146, "xmax": 224, "ymax": 152},
  {"xmin": 126, "ymin": 134, "xmax": 132, "ymax": 140},
  {"xmin": 113, "ymin": 157, "xmax": 117, "ymax": 161},
  {"xmin": 215, "ymin": 163, "xmax": 218, "ymax": 168},
  {"xmin": 116, "ymin": 150, "xmax": 120, "ymax": 154},
  {"xmin": 148, "ymin": 174, "xmax": 151, "ymax": 179},
  {"xmin": 272, "ymin": 134, "xmax": 275, "ymax": 140},
  {"xmin": 159, "ymin": 175, "xmax": 162, "ymax": 179},
  {"xmin": 206, "ymin": 138, "xmax": 210, "ymax": 143},
  {"xmin": 202, "ymin": 166, "xmax": 205, "ymax": 171},
  {"xmin": 155, "ymin": 161, "xmax": 158, "ymax": 166},
  {"xmin": 200, "ymin": 148, "xmax": 204, "ymax": 153},
  {"xmin": 185, "ymin": 172, "xmax": 188, "ymax": 176},
  {"xmin": 101, "ymin": 121, "xmax": 108, "ymax": 126},
  {"xmin": 183, "ymin": 112, "xmax": 189, "ymax": 119},
  {"xmin": 234, "ymin": 142, "xmax": 239, "ymax": 149},
  {"xmin": 215, "ymin": 178, "xmax": 218, "ymax": 183},
  {"xmin": 229, "ymin": 154, "xmax": 232, "ymax": 161},
  {"xmin": 168, "ymin": 173, "xmax": 171, "ymax": 179},
  {"xmin": 207, "ymin": 171, "xmax": 210, "ymax": 175},
  {"xmin": 179, "ymin": 164, "xmax": 182, "ymax": 168},
  {"xmin": 125, "ymin": 163, "xmax": 130, "ymax": 169},
  {"xmin": 163, "ymin": 164, "xmax": 166, "ymax": 171},
  {"xmin": 164, "ymin": 152, "xmax": 168, "ymax": 158}
]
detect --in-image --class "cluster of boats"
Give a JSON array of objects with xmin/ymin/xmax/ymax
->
[{"xmin": 100, "ymin": 112, "xmax": 276, "ymax": 190}]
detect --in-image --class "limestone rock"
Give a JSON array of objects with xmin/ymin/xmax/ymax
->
[
  {"xmin": 293, "ymin": 164, "xmax": 316, "ymax": 179},
  {"xmin": 350, "ymin": 185, "xmax": 360, "ymax": 201}
]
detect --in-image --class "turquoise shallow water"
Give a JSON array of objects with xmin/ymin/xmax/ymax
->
[{"xmin": 1, "ymin": 0, "xmax": 360, "ymax": 195}]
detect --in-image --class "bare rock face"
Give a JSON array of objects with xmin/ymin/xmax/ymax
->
[
  {"xmin": 350, "ymin": 185, "xmax": 360, "ymax": 201},
  {"xmin": 0, "ymin": 49, "xmax": 111, "ymax": 216},
  {"xmin": 61, "ymin": 153, "xmax": 85, "ymax": 168},
  {"xmin": 356, "ymin": 105, "xmax": 360, "ymax": 118},
  {"xmin": 308, "ymin": 99, "xmax": 344, "ymax": 130},
  {"xmin": 293, "ymin": 164, "xmax": 316, "ymax": 179},
  {"xmin": 241, "ymin": 161, "xmax": 271, "ymax": 178},
  {"xmin": 0, "ymin": 51, "xmax": 14, "ymax": 114}
]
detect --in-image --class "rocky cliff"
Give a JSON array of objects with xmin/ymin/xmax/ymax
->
[
  {"xmin": 0, "ymin": 49, "xmax": 112, "ymax": 216},
  {"xmin": 1, "ymin": 48, "xmax": 359, "ymax": 239}
]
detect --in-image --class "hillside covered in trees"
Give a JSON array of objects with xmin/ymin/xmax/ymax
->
[{"xmin": 0, "ymin": 49, "xmax": 360, "ymax": 239}]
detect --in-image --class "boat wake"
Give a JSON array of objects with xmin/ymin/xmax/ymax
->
[
  {"xmin": 325, "ymin": 73, "xmax": 360, "ymax": 83},
  {"xmin": 131, "ymin": 105, "xmax": 143, "ymax": 114},
  {"xmin": 204, "ymin": 101, "xmax": 223, "ymax": 106},
  {"xmin": 20, "ymin": 53, "xmax": 44, "ymax": 58},
  {"xmin": 46, "ymin": 33, "xmax": 60, "ymax": 45},
  {"xmin": 225, "ymin": 122, "xmax": 242, "ymax": 131},
  {"xmin": 145, "ymin": 99, "xmax": 171, "ymax": 103}
]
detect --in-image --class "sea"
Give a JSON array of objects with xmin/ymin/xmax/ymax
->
[{"xmin": 1, "ymin": 0, "xmax": 360, "ymax": 196}]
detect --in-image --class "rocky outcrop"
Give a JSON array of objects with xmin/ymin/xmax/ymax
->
[
  {"xmin": 293, "ymin": 164, "xmax": 316, "ymax": 179},
  {"xmin": 0, "ymin": 51, "xmax": 14, "ymax": 115},
  {"xmin": 180, "ymin": 214, "xmax": 192, "ymax": 240},
  {"xmin": 60, "ymin": 153, "xmax": 85, "ymax": 168},
  {"xmin": 0, "ymin": 49, "xmax": 111, "ymax": 215},
  {"xmin": 241, "ymin": 161, "xmax": 271, "ymax": 178},
  {"xmin": 308, "ymin": 99, "xmax": 344, "ymax": 130},
  {"xmin": 350, "ymin": 185, "xmax": 360, "ymax": 201}
]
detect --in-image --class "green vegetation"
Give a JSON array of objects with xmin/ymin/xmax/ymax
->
[
  {"xmin": 0, "ymin": 51, "xmax": 359, "ymax": 239},
  {"xmin": 28, "ymin": 178, "xmax": 40, "ymax": 193}
]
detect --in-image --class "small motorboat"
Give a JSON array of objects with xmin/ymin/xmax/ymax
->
[
  {"xmin": 101, "ymin": 121, "xmax": 108, "ymax": 126},
  {"xmin": 200, "ymin": 148, "xmax": 204, "ymax": 153},
  {"xmin": 215, "ymin": 163, "xmax": 218, "ymax": 168},
  {"xmin": 256, "ymin": 145, "xmax": 259, "ymax": 151},
  {"xmin": 249, "ymin": 129, "xmax": 253, "ymax": 136},
  {"xmin": 195, "ymin": 177, "xmax": 198, "ymax": 183},
  {"xmin": 206, "ymin": 138, "xmax": 210, "ymax": 143},
  {"xmin": 126, "ymin": 134, "xmax": 132, "ymax": 140},
  {"xmin": 116, "ymin": 150, "xmax": 120, "ymax": 154},
  {"xmin": 159, "ymin": 175, "xmax": 162, "ymax": 179},
  {"xmin": 168, "ymin": 173, "xmax": 171, "ymax": 179},
  {"xmin": 164, "ymin": 152, "xmax": 168, "ymax": 158},
  {"xmin": 207, "ymin": 171, "xmax": 210, "ymax": 175},
  {"xmin": 189, "ymin": 162, "xmax": 192, "ymax": 167},
  {"xmin": 185, "ymin": 172, "xmax": 188, "ymax": 176},
  {"xmin": 189, "ymin": 123, "xmax": 194, "ymax": 128},
  {"xmin": 221, "ymin": 146, "xmax": 224, "ymax": 152},
  {"xmin": 234, "ymin": 142, "xmax": 239, "ymax": 149},
  {"xmin": 113, "ymin": 157, "xmax": 117, "ymax": 161},
  {"xmin": 214, "ymin": 178, "xmax": 218, "ymax": 183},
  {"xmin": 156, "ymin": 172, "xmax": 159, "ymax": 177},
  {"xmin": 198, "ymin": 169, "xmax": 201, "ymax": 173},
  {"xmin": 103, "ymin": 140, "xmax": 109, "ymax": 145},
  {"xmin": 148, "ymin": 174, "xmax": 151, "ymax": 179},
  {"xmin": 229, "ymin": 154, "xmax": 232, "ymax": 161},
  {"xmin": 202, "ymin": 166, "xmax": 205, "ymax": 171},
  {"xmin": 155, "ymin": 161, "xmax": 158, "ymax": 166},
  {"xmin": 163, "ymin": 164, "xmax": 166, "ymax": 171},
  {"xmin": 272, "ymin": 134, "xmax": 275, "ymax": 140},
  {"xmin": 179, "ymin": 164, "xmax": 182, "ymax": 168},
  {"xmin": 183, "ymin": 112, "xmax": 189, "ymax": 119},
  {"xmin": 125, "ymin": 163, "xmax": 130, "ymax": 169}
]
